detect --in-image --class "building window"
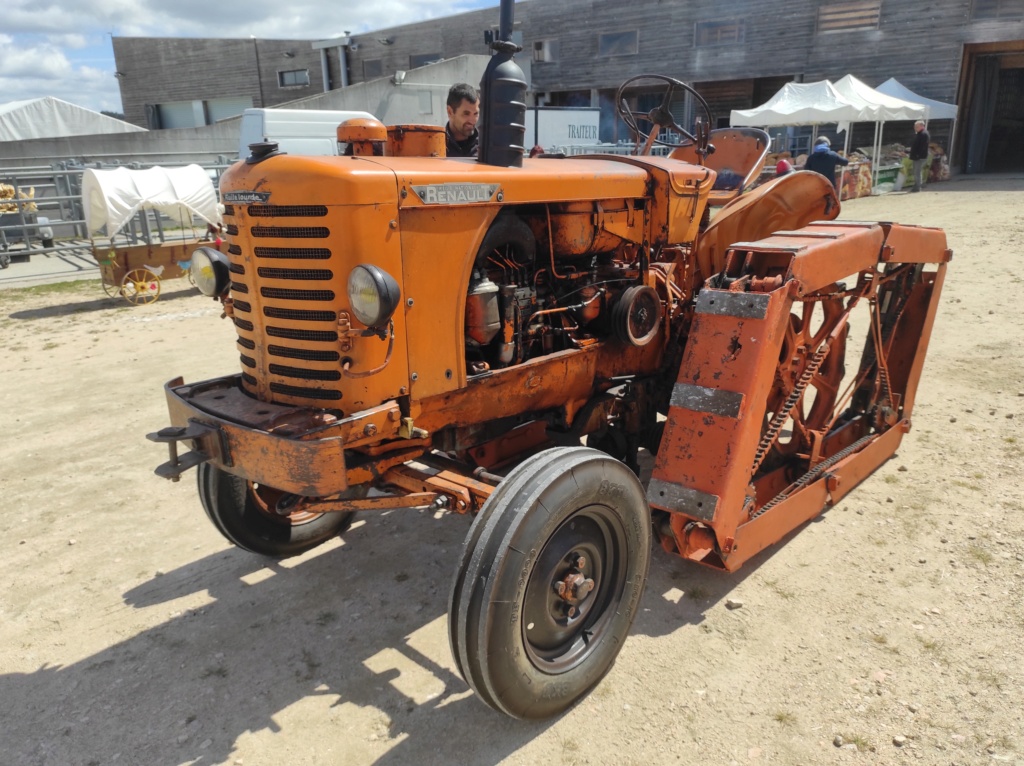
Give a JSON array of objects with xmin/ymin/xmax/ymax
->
[
  {"xmin": 410, "ymin": 52, "xmax": 442, "ymax": 69},
  {"xmin": 533, "ymin": 39, "xmax": 559, "ymax": 63},
  {"xmin": 695, "ymin": 20, "xmax": 745, "ymax": 47},
  {"xmin": 971, "ymin": 0, "xmax": 1023, "ymax": 19},
  {"xmin": 817, "ymin": 2, "xmax": 882, "ymax": 33},
  {"xmin": 278, "ymin": 69, "xmax": 310, "ymax": 87},
  {"xmin": 363, "ymin": 59, "xmax": 383, "ymax": 79},
  {"xmin": 598, "ymin": 31, "xmax": 638, "ymax": 57}
]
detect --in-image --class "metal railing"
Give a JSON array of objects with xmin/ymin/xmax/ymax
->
[{"xmin": 0, "ymin": 160, "xmax": 232, "ymax": 257}]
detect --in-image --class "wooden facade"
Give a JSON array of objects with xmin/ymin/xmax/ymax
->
[
  {"xmin": 113, "ymin": 1, "xmax": 1024, "ymax": 169},
  {"xmin": 337, "ymin": 0, "xmax": 1024, "ymax": 167}
]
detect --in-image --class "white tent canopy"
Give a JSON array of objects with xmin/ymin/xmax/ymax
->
[
  {"xmin": 875, "ymin": 78, "xmax": 958, "ymax": 120},
  {"xmin": 82, "ymin": 165, "xmax": 221, "ymax": 236},
  {"xmin": 731, "ymin": 75, "xmax": 930, "ymax": 190},
  {"xmin": 730, "ymin": 80, "xmax": 865, "ymax": 132},
  {"xmin": 730, "ymin": 76, "xmax": 926, "ymax": 130},
  {"xmin": 0, "ymin": 97, "xmax": 147, "ymax": 142},
  {"xmin": 831, "ymin": 74, "xmax": 927, "ymax": 122}
]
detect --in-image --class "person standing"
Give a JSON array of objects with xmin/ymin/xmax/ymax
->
[
  {"xmin": 445, "ymin": 83, "xmax": 480, "ymax": 157},
  {"xmin": 804, "ymin": 136, "xmax": 849, "ymax": 191},
  {"xmin": 909, "ymin": 120, "xmax": 930, "ymax": 193}
]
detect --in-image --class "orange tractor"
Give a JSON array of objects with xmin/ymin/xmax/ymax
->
[{"xmin": 148, "ymin": 0, "xmax": 949, "ymax": 721}]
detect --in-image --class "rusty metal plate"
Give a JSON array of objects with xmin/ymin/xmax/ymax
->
[
  {"xmin": 647, "ymin": 478, "xmax": 719, "ymax": 522},
  {"xmin": 670, "ymin": 382, "xmax": 744, "ymax": 418},
  {"xmin": 695, "ymin": 289, "xmax": 770, "ymax": 319}
]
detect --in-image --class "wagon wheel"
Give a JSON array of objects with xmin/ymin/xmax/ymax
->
[
  {"xmin": 757, "ymin": 291, "xmax": 849, "ymax": 473},
  {"xmin": 197, "ymin": 463, "xmax": 355, "ymax": 557},
  {"xmin": 121, "ymin": 268, "xmax": 161, "ymax": 305},
  {"xmin": 449, "ymin": 446, "xmax": 651, "ymax": 719},
  {"xmin": 101, "ymin": 277, "xmax": 123, "ymax": 298}
]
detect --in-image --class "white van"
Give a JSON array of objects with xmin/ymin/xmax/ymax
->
[{"xmin": 237, "ymin": 108, "xmax": 376, "ymax": 158}]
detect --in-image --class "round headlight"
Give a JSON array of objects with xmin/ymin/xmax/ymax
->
[
  {"xmin": 347, "ymin": 265, "xmax": 400, "ymax": 327},
  {"xmin": 190, "ymin": 246, "xmax": 231, "ymax": 297}
]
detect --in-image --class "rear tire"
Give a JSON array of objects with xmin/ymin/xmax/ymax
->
[
  {"xmin": 196, "ymin": 463, "xmax": 354, "ymax": 557},
  {"xmin": 449, "ymin": 447, "xmax": 651, "ymax": 719}
]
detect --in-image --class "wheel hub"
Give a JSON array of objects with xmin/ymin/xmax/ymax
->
[{"xmin": 553, "ymin": 555, "xmax": 596, "ymax": 618}]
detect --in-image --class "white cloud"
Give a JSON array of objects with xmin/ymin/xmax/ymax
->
[
  {"xmin": 3, "ymin": 0, "xmax": 498, "ymax": 111},
  {"xmin": 0, "ymin": 39, "xmax": 120, "ymax": 111},
  {"xmin": 45, "ymin": 33, "xmax": 90, "ymax": 50}
]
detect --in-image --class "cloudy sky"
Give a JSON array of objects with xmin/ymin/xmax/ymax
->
[{"xmin": 1, "ymin": 0, "xmax": 497, "ymax": 114}]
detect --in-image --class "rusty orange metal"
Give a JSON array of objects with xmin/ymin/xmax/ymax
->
[{"xmin": 152, "ymin": 117, "xmax": 949, "ymax": 577}]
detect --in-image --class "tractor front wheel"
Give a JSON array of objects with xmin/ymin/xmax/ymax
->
[
  {"xmin": 449, "ymin": 447, "xmax": 651, "ymax": 719},
  {"xmin": 197, "ymin": 463, "xmax": 355, "ymax": 557}
]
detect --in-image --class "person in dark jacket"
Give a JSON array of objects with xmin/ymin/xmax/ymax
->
[
  {"xmin": 909, "ymin": 120, "xmax": 930, "ymax": 192},
  {"xmin": 445, "ymin": 83, "xmax": 480, "ymax": 158},
  {"xmin": 804, "ymin": 136, "xmax": 849, "ymax": 190}
]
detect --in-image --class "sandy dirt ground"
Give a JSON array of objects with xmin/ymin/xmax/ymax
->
[{"xmin": 1, "ymin": 175, "xmax": 1022, "ymax": 766}]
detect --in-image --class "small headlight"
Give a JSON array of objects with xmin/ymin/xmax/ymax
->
[
  {"xmin": 191, "ymin": 247, "xmax": 231, "ymax": 297},
  {"xmin": 347, "ymin": 265, "xmax": 400, "ymax": 327}
]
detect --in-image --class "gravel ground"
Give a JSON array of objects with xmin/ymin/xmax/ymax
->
[{"xmin": 1, "ymin": 174, "xmax": 1022, "ymax": 766}]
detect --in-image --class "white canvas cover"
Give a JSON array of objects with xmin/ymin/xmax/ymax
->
[
  {"xmin": 82, "ymin": 165, "xmax": 221, "ymax": 236},
  {"xmin": 0, "ymin": 97, "xmax": 147, "ymax": 142},
  {"xmin": 875, "ymin": 78, "xmax": 958, "ymax": 120},
  {"xmin": 831, "ymin": 75, "xmax": 927, "ymax": 122},
  {"xmin": 729, "ymin": 80, "xmax": 868, "ymax": 130}
]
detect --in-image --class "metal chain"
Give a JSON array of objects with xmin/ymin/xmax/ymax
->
[
  {"xmin": 749, "ymin": 339, "xmax": 832, "ymax": 478},
  {"xmin": 750, "ymin": 433, "xmax": 876, "ymax": 519}
]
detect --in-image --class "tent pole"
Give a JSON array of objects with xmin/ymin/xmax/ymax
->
[
  {"xmin": 948, "ymin": 117, "xmax": 958, "ymax": 168},
  {"xmin": 872, "ymin": 122, "xmax": 880, "ymax": 190},
  {"xmin": 839, "ymin": 127, "xmax": 850, "ymax": 200}
]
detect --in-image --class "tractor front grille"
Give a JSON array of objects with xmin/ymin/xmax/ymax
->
[
  {"xmin": 251, "ymin": 225, "xmax": 329, "ymax": 239},
  {"xmin": 224, "ymin": 202, "xmax": 351, "ymax": 408},
  {"xmin": 255, "ymin": 247, "xmax": 331, "ymax": 260}
]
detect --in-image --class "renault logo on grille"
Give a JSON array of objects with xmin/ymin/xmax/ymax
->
[{"xmin": 410, "ymin": 183, "xmax": 500, "ymax": 205}]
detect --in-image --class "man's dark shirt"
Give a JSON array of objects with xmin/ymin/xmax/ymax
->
[
  {"xmin": 805, "ymin": 148, "xmax": 850, "ymax": 187},
  {"xmin": 909, "ymin": 129, "xmax": 930, "ymax": 161},
  {"xmin": 446, "ymin": 124, "xmax": 479, "ymax": 157}
]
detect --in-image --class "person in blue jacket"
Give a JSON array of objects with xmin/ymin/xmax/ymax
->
[{"xmin": 804, "ymin": 136, "xmax": 849, "ymax": 190}]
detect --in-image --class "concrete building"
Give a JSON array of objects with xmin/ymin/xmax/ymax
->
[
  {"xmin": 112, "ymin": 1, "xmax": 1024, "ymax": 172},
  {"xmin": 112, "ymin": 36, "xmax": 338, "ymax": 129}
]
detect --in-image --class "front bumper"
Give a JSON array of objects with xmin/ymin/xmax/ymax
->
[{"xmin": 147, "ymin": 375, "xmax": 403, "ymax": 496}]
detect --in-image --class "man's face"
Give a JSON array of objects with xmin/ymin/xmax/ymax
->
[
  {"xmin": 915, "ymin": 123, "xmax": 925, "ymax": 133},
  {"xmin": 447, "ymin": 99, "xmax": 479, "ymax": 140}
]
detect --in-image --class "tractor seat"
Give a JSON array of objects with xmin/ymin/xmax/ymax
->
[{"xmin": 669, "ymin": 128, "xmax": 770, "ymax": 206}]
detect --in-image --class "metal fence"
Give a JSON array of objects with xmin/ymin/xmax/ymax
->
[{"xmin": 0, "ymin": 159, "xmax": 231, "ymax": 260}]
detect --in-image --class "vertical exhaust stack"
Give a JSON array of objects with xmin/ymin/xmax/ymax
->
[{"xmin": 478, "ymin": 0, "xmax": 527, "ymax": 168}]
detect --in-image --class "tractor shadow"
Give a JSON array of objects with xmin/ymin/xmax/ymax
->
[
  {"xmin": 1, "ymin": 455, "xmax": 806, "ymax": 766},
  {"xmin": 0, "ymin": 509, "xmax": 552, "ymax": 766}
]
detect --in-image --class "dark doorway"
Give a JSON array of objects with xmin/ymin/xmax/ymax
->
[
  {"xmin": 986, "ymin": 67, "xmax": 1024, "ymax": 171},
  {"xmin": 959, "ymin": 42, "xmax": 1024, "ymax": 173}
]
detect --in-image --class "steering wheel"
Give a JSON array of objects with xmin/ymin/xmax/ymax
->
[{"xmin": 615, "ymin": 74, "xmax": 715, "ymax": 157}]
